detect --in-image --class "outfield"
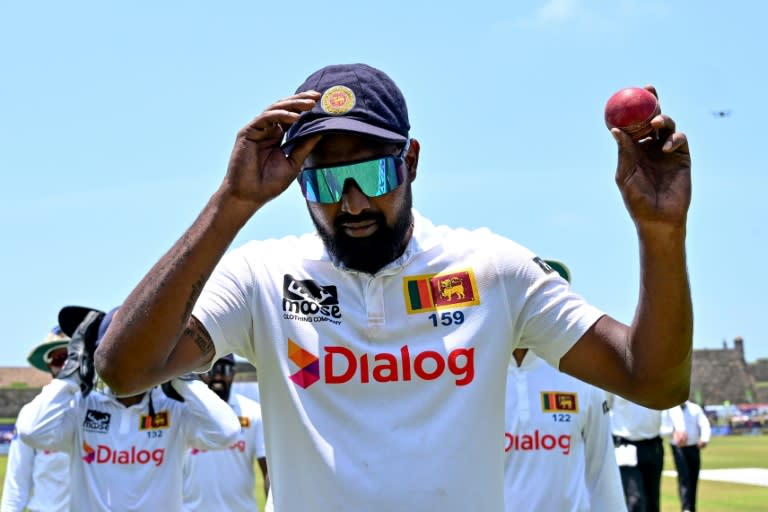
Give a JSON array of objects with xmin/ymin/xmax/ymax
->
[{"xmin": 0, "ymin": 435, "xmax": 765, "ymax": 510}]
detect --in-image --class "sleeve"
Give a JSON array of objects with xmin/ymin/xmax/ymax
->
[
  {"xmin": 173, "ymin": 379, "xmax": 241, "ymax": 450},
  {"xmin": 192, "ymin": 246, "xmax": 258, "ymax": 371},
  {"xmin": 15, "ymin": 378, "xmax": 79, "ymax": 453},
  {"xmin": 582, "ymin": 387, "xmax": 628, "ymax": 512},
  {"xmin": 697, "ymin": 406, "xmax": 712, "ymax": 443},
  {"xmin": 1, "ymin": 429, "xmax": 34, "ymax": 511},
  {"xmin": 501, "ymin": 248, "xmax": 605, "ymax": 368},
  {"xmin": 659, "ymin": 409, "xmax": 674, "ymax": 437}
]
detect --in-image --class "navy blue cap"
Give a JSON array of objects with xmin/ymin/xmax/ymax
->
[
  {"xmin": 283, "ymin": 63, "xmax": 410, "ymax": 150},
  {"xmin": 58, "ymin": 305, "xmax": 118, "ymax": 348},
  {"xmin": 217, "ymin": 354, "xmax": 236, "ymax": 365}
]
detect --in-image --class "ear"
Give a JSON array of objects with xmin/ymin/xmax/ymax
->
[{"xmin": 405, "ymin": 138, "xmax": 420, "ymax": 183}]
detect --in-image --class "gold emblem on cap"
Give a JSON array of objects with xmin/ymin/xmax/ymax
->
[{"xmin": 321, "ymin": 85, "xmax": 356, "ymax": 115}]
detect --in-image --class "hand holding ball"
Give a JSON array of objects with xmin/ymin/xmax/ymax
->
[{"xmin": 604, "ymin": 87, "xmax": 661, "ymax": 141}]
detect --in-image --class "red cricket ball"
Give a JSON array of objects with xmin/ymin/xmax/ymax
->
[{"xmin": 604, "ymin": 87, "xmax": 661, "ymax": 141}]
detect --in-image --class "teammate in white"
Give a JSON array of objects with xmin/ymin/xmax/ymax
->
[
  {"xmin": 182, "ymin": 354, "xmax": 268, "ymax": 511},
  {"xmin": 2, "ymin": 327, "xmax": 70, "ymax": 512},
  {"xmin": 503, "ymin": 261, "xmax": 626, "ymax": 512},
  {"xmin": 94, "ymin": 63, "xmax": 694, "ymax": 511},
  {"xmin": 16, "ymin": 307, "xmax": 241, "ymax": 512}
]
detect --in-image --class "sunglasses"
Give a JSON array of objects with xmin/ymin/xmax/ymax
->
[
  {"xmin": 46, "ymin": 350, "xmax": 68, "ymax": 368},
  {"xmin": 298, "ymin": 143, "xmax": 409, "ymax": 204},
  {"xmin": 206, "ymin": 364, "xmax": 234, "ymax": 378}
]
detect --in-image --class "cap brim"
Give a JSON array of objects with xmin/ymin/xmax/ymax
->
[
  {"xmin": 282, "ymin": 117, "xmax": 407, "ymax": 151},
  {"xmin": 27, "ymin": 340, "xmax": 69, "ymax": 372},
  {"xmin": 59, "ymin": 306, "xmax": 105, "ymax": 337},
  {"xmin": 543, "ymin": 259, "xmax": 572, "ymax": 284}
]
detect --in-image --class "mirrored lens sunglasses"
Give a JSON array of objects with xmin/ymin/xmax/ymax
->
[{"xmin": 298, "ymin": 144, "xmax": 409, "ymax": 204}]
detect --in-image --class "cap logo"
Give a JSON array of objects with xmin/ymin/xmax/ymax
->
[{"xmin": 321, "ymin": 85, "xmax": 356, "ymax": 115}]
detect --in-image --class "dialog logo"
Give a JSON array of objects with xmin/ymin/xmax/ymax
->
[
  {"xmin": 81, "ymin": 441, "xmax": 165, "ymax": 466},
  {"xmin": 288, "ymin": 339, "xmax": 475, "ymax": 388},
  {"xmin": 504, "ymin": 430, "xmax": 572, "ymax": 455}
]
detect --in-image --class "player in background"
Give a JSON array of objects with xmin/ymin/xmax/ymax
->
[
  {"xmin": 2, "ymin": 327, "xmax": 71, "ymax": 512},
  {"xmin": 183, "ymin": 354, "xmax": 269, "ymax": 511},
  {"xmin": 609, "ymin": 394, "xmax": 664, "ymax": 512},
  {"xmin": 16, "ymin": 307, "xmax": 241, "ymax": 512},
  {"xmin": 662, "ymin": 400, "xmax": 711, "ymax": 512},
  {"xmin": 503, "ymin": 261, "xmax": 626, "ymax": 512}
]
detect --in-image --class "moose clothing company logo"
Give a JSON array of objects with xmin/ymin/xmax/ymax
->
[
  {"xmin": 403, "ymin": 269, "xmax": 480, "ymax": 313},
  {"xmin": 83, "ymin": 409, "xmax": 111, "ymax": 434},
  {"xmin": 288, "ymin": 338, "xmax": 475, "ymax": 389},
  {"xmin": 81, "ymin": 441, "xmax": 165, "ymax": 466},
  {"xmin": 282, "ymin": 275, "xmax": 342, "ymax": 325}
]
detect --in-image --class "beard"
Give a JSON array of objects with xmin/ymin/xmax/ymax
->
[
  {"xmin": 312, "ymin": 187, "xmax": 413, "ymax": 274},
  {"xmin": 208, "ymin": 381, "xmax": 231, "ymax": 402}
]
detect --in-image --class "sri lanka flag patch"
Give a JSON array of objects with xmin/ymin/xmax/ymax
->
[
  {"xmin": 541, "ymin": 392, "xmax": 578, "ymax": 413},
  {"xmin": 403, "ymin": 269, "xmax": 480, "ymax": 313}
]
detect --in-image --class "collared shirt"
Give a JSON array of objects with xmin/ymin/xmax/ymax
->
[
  {"xmin": 1, "ymin": 399, "xmax": 69, "ymax": 512},
  {"xmin": 608, "ymin": 394, "xmax": 662, "ymax": 440},
  {"xmin": 182, "ymin": 393, "xmax": 266, "ymax": 512},
  {"xmin": 193, "ymin": 211, "xmax": 605, "ymax": 512},
  {"xmin": 17, "ymin": 378, "xmax": 240, "ymax": 512},
  {"xmin": 504, "ymin": 352, "xmax": 626, "ymax": 512},
  {"xmin": 662, "ymin": 401, "xmax": 712, "ymax": 446}
]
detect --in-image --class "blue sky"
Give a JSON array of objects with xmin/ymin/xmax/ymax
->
[{"xmin": 2, "ymin": 0, "xmax": 766, "ymax": 367}]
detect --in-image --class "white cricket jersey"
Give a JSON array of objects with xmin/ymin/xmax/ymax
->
[
  {"xmin": 1, "ymin": 400, "xmax": 69, "ymax": 512},
  {"xmin": 17, "ymin": 378, "xmax": 241, "ymax": 512},
  {"xmin": 503, "ymin": 352, "xmax": 626, "ymax": 512},
  {"xmin": 182, "ymin": 393, "xmax": 266, "ymax": 511},
  {"xmin": 193, "ymin": 211, "xmax": 605, "ymax": 511}
]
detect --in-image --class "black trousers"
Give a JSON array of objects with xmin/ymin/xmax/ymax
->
[
  {"xmin": 671, "ymin": 444, "xmax": 701, "ymax": 511},
  {"xmin": 615, "ymin": 436, "xmax": 664, "ymax": 512}
]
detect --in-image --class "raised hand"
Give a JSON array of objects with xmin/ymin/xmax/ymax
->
[
  {"xmin": 611, "ymin": 86, "xmax": 692, "ymax": 231},
  {"xmin": 222, "ymin": 91, "xmax": 322, "ymax": 208}
]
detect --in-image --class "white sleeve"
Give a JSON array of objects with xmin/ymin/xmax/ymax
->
[
  {"xmin": 173, "ymin": 379, "xmax": 241, "ymax": 450},
  {"xmin": 697, "ymin": 406, "xmax": 711, "ymax": 443},
  {"xmin": 192, "ymin": 247, "xmax": 257, "ymax": 370},
  {"xmin": 0, "ymin": 431, "xmax": 34, "ymax": 511},
  {"xmin": 659, "ymin": 409, "xmax": 674, "ymax": 437},
  {"xmin": 15, "ymin": 379, "xmax": 79, "ymax": 453},
  {"xmin": 253, "ymin": 408, "xmax": 266, "ymax": 459},
  {"xmin": 583, "ymin": 387, "xmax": 627, "ymax": 512}
]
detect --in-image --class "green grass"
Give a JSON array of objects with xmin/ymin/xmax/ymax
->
[{"xmin": 1, "ymin": 436, "xmax": 765, "ymax": 510}]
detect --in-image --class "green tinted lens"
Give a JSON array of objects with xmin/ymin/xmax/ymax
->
[{"xmin": 299, "ymin": 156, "xmax": 404, "ymax": 203}]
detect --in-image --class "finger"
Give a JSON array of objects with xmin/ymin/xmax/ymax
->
[
  {"xmin": 643, "ymin": 84, "xmax": 659, "ymax": 99},
  {"xmin": 285, "ymin": 134, "xmax": 322, "ymax": 169},
  {"xmin": 662, "ymin": 131, "xmax": 688, "ymax": 153},
  {"xmin": 650, "ymin": 114, "xmax": 676, "ymax": 133},
  {"xmin": 611, "ymin": 128, "xmax": 636, "ymax": 183}
]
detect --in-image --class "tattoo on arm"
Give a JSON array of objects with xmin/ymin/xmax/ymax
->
[
  {"xmin": 185, "ymin": 316, "xmax": 215, "ymax": 357},
  {"xmin": 182, "ymin": 277, "xmax": 206, "ymax": 324}
]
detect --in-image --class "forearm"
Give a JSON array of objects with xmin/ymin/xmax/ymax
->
[
  {"xmin": 629, "ymin": 224, "xmax": 692, "ymax": 404},
  {"xmin": 95, "ymin": 187, "xmax": 260, "ymax": 395}
]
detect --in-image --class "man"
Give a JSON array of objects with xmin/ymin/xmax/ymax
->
[
  {"xmin": 503, "ymin": 261, "xmax": 626, "ymax": 511},
  {"xmin": 94, "ymin": 63, "xmax": 693, "ymax": 510},
  {"xmin": 609, "ymin": 394, "xmax": 664, "ymax": 512},
  {"xmin": 2, "ymin": 327, "xmax": 70, "ymax": 512},
  {"xmin": 663, "ymin": 400, "xmax": 711, "ymax": 512},
  {"xmin": 17, "ymin": 307, "xmax": 241, "ymax": 512},
  {"xmin": 182, "ymin": 354, "xmax": 268, "ymax": 511}
]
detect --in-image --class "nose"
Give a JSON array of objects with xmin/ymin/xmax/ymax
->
[{"xmin": 340, "ymin": 180, "xmax": 371, "ymax": 215}]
